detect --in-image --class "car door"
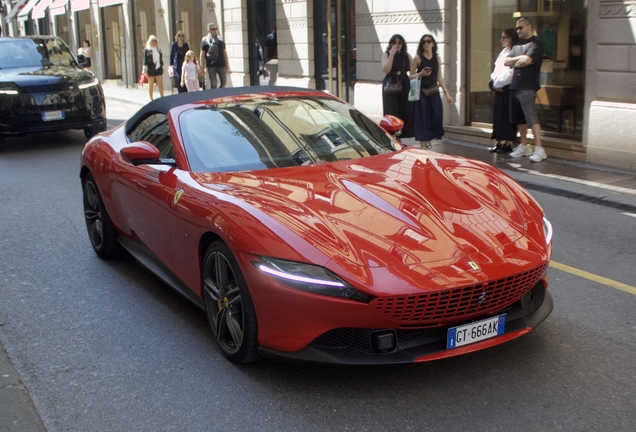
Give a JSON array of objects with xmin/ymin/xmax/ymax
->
[{"xmin": 114, "ymin": 113, "xmax": 185, "ymax": 270}]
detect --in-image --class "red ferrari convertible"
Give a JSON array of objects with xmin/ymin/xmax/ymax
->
[{"xmin": 80, "ymin": 86, "xmax": 553, "ymax": 364}]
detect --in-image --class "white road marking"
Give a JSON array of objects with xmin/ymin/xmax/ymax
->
[
  {"xmin": 508, "ymin": 164, "xmax": 636, "ymax": 197},
  {"xmin": 622, "ymin": 213, "xmax": 636, "ymax": 218}
]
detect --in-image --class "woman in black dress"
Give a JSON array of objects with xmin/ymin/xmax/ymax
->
[
  {"xmin": 381, "ymin": 34, "xmax": 413, "ymax": 138},
  {"xmin": 170, "ymin": 31, "xmax": 190, "ymax": 94},
  {"xmin": 488, "ymin": 28, "xmax": 519, "ymax": 153},
  {"xmin": 410, "ymin": 34, "xmax": 453, "ymax": 148}
]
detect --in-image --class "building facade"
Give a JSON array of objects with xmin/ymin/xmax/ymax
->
[{"xmin": 3, "ymin": 0, "xmax": 635, "ymax": 170}]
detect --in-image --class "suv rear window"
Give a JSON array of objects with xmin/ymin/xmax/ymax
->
[{"xmin": 0, "ymin": 38, "xmax": 76, "ymax": 69}]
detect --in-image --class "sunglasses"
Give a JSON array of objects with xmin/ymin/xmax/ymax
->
[
  {"xmin": 210, "ymin": 28, "xmax": 218, "ymax": 31},
  {"xmin": 178, "ymin": 35, "xmax": 184, "ymax": 37},
  {"xmin": 423, "ymin": 39, "xmax": 434, "ymax": 44},
  {"xmin": 515, "ymin": 25, "xmax": 526, "ymax": 31}
]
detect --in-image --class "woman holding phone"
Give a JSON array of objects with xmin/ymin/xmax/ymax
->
[
  {"xmin": 410, "ymin": 34, "xmax": 453, "ymax": 149},
  {"xmin": 381, "ymin": 34, "xmax": 414, "ymax": 138}
]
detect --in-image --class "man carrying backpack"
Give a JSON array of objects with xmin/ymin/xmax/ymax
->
[{"xmin": 200, "ymin": 23, "xmax": 230, "ymax": 89}]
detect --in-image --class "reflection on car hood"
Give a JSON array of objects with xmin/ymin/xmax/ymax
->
[
  {"xmin": 199, "ymin": 149, "xmax": 527, "ymax": 268},
  {"xmin": 0, "ymin": 66, "xmax": 92, "ymax": 84}
]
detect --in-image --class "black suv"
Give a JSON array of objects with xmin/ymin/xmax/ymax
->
[{"xmin": 0, "ymin": 36, "xmax": 106, "ymax": 140}]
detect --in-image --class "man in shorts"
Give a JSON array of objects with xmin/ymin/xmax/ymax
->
[{"xmin": 505, "ymin": 17, "xmax": 547, "ymax": 162}]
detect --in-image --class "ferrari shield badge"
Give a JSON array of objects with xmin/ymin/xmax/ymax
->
[
  {"xmin": 173, "ymin": 189, "xmax": 184, "ymax": 206},
  {"xmin": 468, "ymin": 261, "xmax": 480, "ymax": 271}
]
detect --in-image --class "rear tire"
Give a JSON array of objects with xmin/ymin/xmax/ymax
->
[
  {"xmin": 82, "ymin": 173, "xmax": 120, "ymax": 258},
  {"xmin": 202, "ymin": 241, "xmax": 260, "ymax": 363}
]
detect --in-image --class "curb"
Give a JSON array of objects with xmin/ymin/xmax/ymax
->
[{"xmin": 0, "ymin": 342, "xmax": 47, "ymax": 431}]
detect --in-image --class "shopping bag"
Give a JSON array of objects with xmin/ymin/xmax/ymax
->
[
  {"xmin": 408, "ymin": 78, "xmax": 421, "ymax": 102},
  {"xmin": 138, "ymin": 73, "xmax": 148, "ymax": 86}
]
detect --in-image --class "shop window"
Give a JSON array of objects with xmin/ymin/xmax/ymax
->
[{"xmin": 468, "ymin": 0, "xmax": 586, "ymax": 139}]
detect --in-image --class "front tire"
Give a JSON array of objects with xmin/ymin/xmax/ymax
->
[
  {"xmin": 202, "ymin": 241, "xmax": 259, "ymax": 363},
  {"xmin": 84, "ymin": 124, "xmax": 107, "ymax": 140},
  {"xmin": 82, "ymin": 173, "xmax": 120, "ymax": 258}
]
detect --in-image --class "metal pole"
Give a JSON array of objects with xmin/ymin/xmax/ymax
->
[{"xmin": 327, "ymin": 0, "xmax": 332, "ymax": 95}]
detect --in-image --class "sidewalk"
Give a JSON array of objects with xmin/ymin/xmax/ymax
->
[{"xmin": 101, "ymin": 81, "xmax": 636, "ymax": 211}]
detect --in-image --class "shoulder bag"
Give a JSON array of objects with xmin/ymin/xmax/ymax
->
[{"xmin": 383, "ymin": 56, "xmax": 407, "ymax": 96}]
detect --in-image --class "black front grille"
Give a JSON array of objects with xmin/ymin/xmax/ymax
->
[
  {"xmin": 18, "ymin": 83, "xmax": 70, "ymax": 94},
  {"xmin": 370, "ymin": 263, "xmax": 548, "ymax": 325},
  {"xmin": 310, "ymin": 283, "xmax": 546, "ymax": 356}
]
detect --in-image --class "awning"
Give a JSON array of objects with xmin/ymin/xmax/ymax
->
[
  {"xmin": 98, "ymin": 0, "xmax": 123, "ymax": 7},
  {"xmin": 17, "ymin": 0, "xmax": 40, "ymax": 19},
  {"xmin": 50, "ymin": 0, "xmax": 68, "ymax": 13},
  {"xmin": 32, "ymin": 0, "xmax": 53, "ymax": 19},
  {"xmin": 70, "ymin": 0, "xmax": 89, "ymax": 12},
  {"xmin": 5, "ymin": 0, "xmax": 28, "ymax": 21}
]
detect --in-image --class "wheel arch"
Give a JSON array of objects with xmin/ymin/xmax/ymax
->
[
  {"xmin": 199, "ymin": 231, "xmax": 225, "ymax": 274},
  {"xmin": 79, "ymin": 165, "xmax": 91, "ymax": 180}
]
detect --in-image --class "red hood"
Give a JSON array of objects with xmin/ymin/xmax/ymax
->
[{"xmin": 195, "ymin": 149, "xmax": 529, "ymax": 270}]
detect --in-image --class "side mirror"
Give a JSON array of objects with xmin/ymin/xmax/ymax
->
[
  {"xmin": 379, "ymin": 115, "xmax": 404, "ymax": 136},
  {"xmin": 120, "ymin": 141, "xmax": 163, "ymax": 166},
  {"xmin": 76, "ymin": 53, "xmax": 89, "ymax": 67}
]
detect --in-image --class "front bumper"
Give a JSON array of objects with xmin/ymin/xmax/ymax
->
[
  {"xmin": 258, "ymin": 285, "xmax": 553, "ymax": 365},
  {"xmin": 0, "ymin": 86, "xmax": 106, "ymax": 136}
]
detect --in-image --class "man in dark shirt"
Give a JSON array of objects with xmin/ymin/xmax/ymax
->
[
  {"xmin": 506, "ymin": 17, "xmax": 547, "ymax": 162},
  {"xmin": 200, "ymin": 23, "xmax": 230, "ymax": 89}
]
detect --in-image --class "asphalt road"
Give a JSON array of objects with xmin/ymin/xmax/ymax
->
[{"xmin": 1, "ymin": 100, "xmax": 635, "ymax": 431}]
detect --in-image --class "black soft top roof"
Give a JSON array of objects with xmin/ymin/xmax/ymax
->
[{"xmin": 125, "ymin": 85, "xmax": 324, "ymax": 135}]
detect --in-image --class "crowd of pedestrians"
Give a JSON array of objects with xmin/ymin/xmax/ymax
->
[
  {"xmin": 136, "ymin": 17, "xmax": 547, "ymax": 162},
  {"xmin": 381, "ymin": 16, "xmax": 547, "ymax": 161},
  {"xmin": 140, "ymin": 22, "xmax": 278, "ymax": 99}
]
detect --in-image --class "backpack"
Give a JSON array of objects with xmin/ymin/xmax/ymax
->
[{"xmin": 205, "ymin": 36, "xmax": 220, "ymax": 65}]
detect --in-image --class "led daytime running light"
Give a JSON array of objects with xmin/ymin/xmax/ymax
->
[
  {"xmin": 258, "ymin": 264, "xmax": 345, "ymax": 287},
  {"xmin": 543, "ymin": 217, "xmax": 553, "ymax": 245},
  {"xmin": 0, "ymin": 90, "xmax": 18, "ymax": 94},
  {"xmin": 79, "ymin": 78, "xmax": 99, "ymax": 89}
]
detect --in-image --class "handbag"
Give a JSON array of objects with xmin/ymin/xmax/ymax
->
[
  {"xmin": 383, "ymin": 76, "xmax": 403, "ymax": 95},
  {"xmin": 408, "ymin": 78, "xmax": 421, "ymax": 102},
  {"xmin": 383, "ymin": 56, "xmax": 408, "ymax": 96},
  {"xmin": 138, "ymin": 73, "xmax": 148, "ymax": 86},
  {"xmin": 169, "ymin": 65, "xmax": 175, "ymax": 79},
  {"xmin": 422, "ymin": 84, "xmax": 440, "ymax": 97}
]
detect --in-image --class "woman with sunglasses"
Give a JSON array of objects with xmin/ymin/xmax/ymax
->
[
  {"xmin": 143, "ymin": 35, "xmax": 164, "ymax": 100},
  {"xmin": 410, "ymin": 34, "xmax": 453, "ymax": 149},
  {"xmin": 170, "ymin": 31, "xmax": 190, "ymax": 93},
  {"xmin": 381, "ymin": 34, "xmax": 414, "ymax": 138},
  {"xmin": 488, "ymin": 28, "xmax": 519, "ymax": 153}
]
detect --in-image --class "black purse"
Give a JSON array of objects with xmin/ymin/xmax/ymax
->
[
  {"xmin": 383, "ymin": 76, "xmax": 403, "ymax": 95},
  {"xmin": 383, "ymin": 56, "xmax": 406, "ymax": 95}
]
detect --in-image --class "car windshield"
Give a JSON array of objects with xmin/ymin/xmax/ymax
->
[
  {"xmin": 180, "ymin": 97, "xmax": 401, "ymax": 172},
  {"xmin": 0, "ymin": 38, "xmax": 76, "ymax": 69}
]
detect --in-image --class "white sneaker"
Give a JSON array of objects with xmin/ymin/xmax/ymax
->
[
  {"xmin": 529, "ymin": 147, "xmax": 547, "ymax": 162},
  {"xmin": 509, "ymin": 144, "xmax": 532, "ymax": 158}
]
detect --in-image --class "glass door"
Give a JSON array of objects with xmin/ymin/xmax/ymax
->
[{"xmin": 314, "ymin": 0, "xmax": 356, "ymax": 103}]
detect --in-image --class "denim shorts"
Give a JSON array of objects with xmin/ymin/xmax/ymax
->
[{"xmin": 510, "ymin": 89, "xmax": 540, "ymax": 126}]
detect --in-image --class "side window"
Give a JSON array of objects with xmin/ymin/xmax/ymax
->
[{"xmin": 127, "ymin": 113, "xmax": 174, "ymax": 159}]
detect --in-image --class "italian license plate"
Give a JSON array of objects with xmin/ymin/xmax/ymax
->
[
  {"xmin": 42, "ymin": 111, "xmax": 65, "ymax": 121},
  {"xmin": 447, "ymin": 314, "xmax": 506, "ymax": 349}
]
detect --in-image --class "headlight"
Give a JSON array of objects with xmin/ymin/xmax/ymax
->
[
  {"xmin": 542, "ymin": 217, "xmax": 553, "ymax": 245},
  {"xmin": 254, "ymin": 257, "xmax": 374, "ymax": 303},
  {"xmin": 0, "ymin": 84, "xmax": 19, "ymax": 95},
  {"xmin": 78, "ymin": 78, "xmax": 99, "ymax": 89}
]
